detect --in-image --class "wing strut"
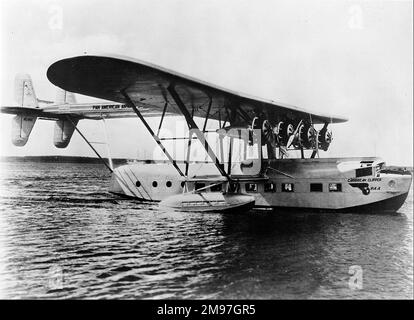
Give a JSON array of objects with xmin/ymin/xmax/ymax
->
[
  {"xmin": 185, "ymin": 107, "xmax": 196, "ymax": 176},
  {"xmin": 157, "ymin": 102, "xmax": 168, "ymax": 136},
  {"xmin": 167, "ymin": 85, "xmax": 230, "ymax": 180},
  {"xmin": 65, "ymin": 116, "xmax": 114, "ymax": 173},
  {"xmin": 121, "ymin": 90, "xmax": 185, "ymax": 177},
  {"xmin": 202, "ymin": 97, "xmax": 212, "ymax": 132}
]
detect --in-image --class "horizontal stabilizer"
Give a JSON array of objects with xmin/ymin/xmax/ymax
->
[{"xmin": 11, "ymin": 114, "xmax": 37, "ymax": 146}]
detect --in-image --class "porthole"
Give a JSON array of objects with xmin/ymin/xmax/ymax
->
[
  {"xmin": 329, "ymin": 183, "xmax": 342, "ymax": 192},
  {"xmin": 152, "ymin": 181, "xmax": 158, "ymax": 187},
  {"xmin": 210, "ymin": 184, "xmax": 222, "ymax": 192},
  {"xmin": 135, "ymin": 181, "xmax": 141, "ymax": 187},
  {"xmin": 195, "ymin": 183, "xmax": 206, "ymax": 190},
  {"xmin": 229, "ymin": 182, "xmax": 240, "ymax": 192},
  {"xmin": 310, "ymin": 183, "xmax": 323, "ymax": 192},
  {"xmin": 264, "ymin": 182, "xmax": 276, "ymax": 192},
  {"xmin": 281, "ymin": 183, "xmax": 294, "ymax": 192},
  {"xmin": 166, "ymin": 181, "xmax": 172, "ymax": 188},
  {"xmin": 245, "ymin": 183, "xmax": 258, "ymax": 192}
]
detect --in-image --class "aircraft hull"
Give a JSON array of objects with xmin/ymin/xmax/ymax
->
[
  {"xmin": 109, "ymin": 157, "xmax": 412, "ymax": 213},
  {"xmin": 254, "ymin": 191, "xmax": 409, "ymax": 213}
]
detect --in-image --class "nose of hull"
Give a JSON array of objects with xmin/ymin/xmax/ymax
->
[{"xmin": 342, "ymin": 191, "xmax": 410, "ymax": 213}]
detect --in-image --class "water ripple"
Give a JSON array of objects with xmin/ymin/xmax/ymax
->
[{"xmin": 0, "ymin": 161, "xmax": 412, "ymax": 299}]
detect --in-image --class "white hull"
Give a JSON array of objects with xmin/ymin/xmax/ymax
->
[{"xmin": 109, "ymin": 157, "xmax": 412, "ymax": 213}]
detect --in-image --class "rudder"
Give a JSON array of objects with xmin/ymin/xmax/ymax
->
[
  {"xmin": 14, "ymin": 74, "xmax": 38, "ymax": 108},
  {"xmin": 55, "ymin": 88, "xmax": 77, "ymax": 105}
]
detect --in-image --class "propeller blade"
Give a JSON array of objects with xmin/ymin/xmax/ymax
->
[
  {"xmin": 287, "ymin": 134, "xmax": 295, "ymax": 148},
  {"xmin": 286, "ymin": 120, "xmax": 303, "ymax": 148}
]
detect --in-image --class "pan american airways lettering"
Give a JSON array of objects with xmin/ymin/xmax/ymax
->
[{"xmin": 92, "ymin": 104, "xmax": 130, "ymax": 110}]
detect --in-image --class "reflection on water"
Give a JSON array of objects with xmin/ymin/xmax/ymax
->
[{"xmin": 0, "ymin": 162, "xmax": 412, "ymax": 299}]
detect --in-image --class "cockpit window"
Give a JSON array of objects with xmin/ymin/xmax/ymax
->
[
  {"xmin": 375, "ymin": 162, "xmax": 385, "ymax": 177},
  {"xmin": 356, "ymin": 167, "xmax": 373, "ymax": 177}
]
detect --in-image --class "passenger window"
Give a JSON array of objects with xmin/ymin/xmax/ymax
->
[
  {"xmin": 310, "ymin": 183, "xmax": 323, "ymax": 192},
  {"xmin": 229, "ymin": 182, "xmax": 240, "ymax": 192},
  {"xmin": 210, "ymin": 184, "xmax": 222, "ymax": 192},
  {"xmin": 152, "ymin": 181, "xmax": 158, "ymax": 187},
  {"xmin": 195, "ymin": 183, "xmax": 206, "ymax": 190},
  {"xmin": 329, "ymin": 183, "xmax": 342, "ymax": 192},
  {"xmin": 264, "ymin": 182, "xmax": 276, "ymax": 192},
  {"xmin": 282, "ymin": 183, "xmax": 294, "ymax": 192},
  {"xmin": 245, "ymin": 183, "xmax": 258, "ymax": 192},
  {"xmin": 166, "ymin": 181, "xmax": 172, "ymax": 187}
]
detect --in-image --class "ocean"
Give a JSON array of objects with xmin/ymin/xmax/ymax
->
[{"xmin": 0, "ymin": 161, "xmax": 412, "ymax": 299}]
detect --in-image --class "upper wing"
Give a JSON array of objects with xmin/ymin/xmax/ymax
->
[{"xmin": 47, "ymin": 54, "xmax": 348, "ymax": 126}]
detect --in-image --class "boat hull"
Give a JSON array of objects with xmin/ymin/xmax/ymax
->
[
  {"xmin": 254, "ymin": 192, "xmax": 410, "ymax": 214},
  {"xmin": 109, "ymin": 157, "xmax": 412, "ymax": 213}
]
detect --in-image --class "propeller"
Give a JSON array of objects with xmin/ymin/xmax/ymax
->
[
  {"xmin": 286, "ymin": 132, "xmax": 295, "ymax": 148},
  {"xmin": 248, "ymin": 117, "xmax": 259, "ymax": 145},
  {"xmin": 287, "ymin": 120, "xmax": 303, "ymax": 148},
  {"xmin": 308, "ymin": 126, "xmax": 318, "ymax": 149},
  {"xmin": 249, "ymin": 117, "xmax": 277, "ymax": 147},
  {"xmin": 277, "ymin": 120, "xmax": 294, "ymax": 146},
  {"xmin": 299, "ymin": 121, "xmax": 317, "ymax": 149},
  {"xmin": 261, "ymin": 119, "xmax": 275, "ymax": 146},
  {"xmin": 318, "ymin": 123, "xmax": 333, "ymax": 151}
]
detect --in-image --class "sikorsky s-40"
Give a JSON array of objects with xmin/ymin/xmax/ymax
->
[{"xmin": 2, "ymin": 55, "xmax": 412, "ymax": 213}]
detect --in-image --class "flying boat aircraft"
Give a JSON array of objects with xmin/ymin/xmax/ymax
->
[{"xmin": 1, "ymin": 55, "xmax": 412, "ymax": 213}]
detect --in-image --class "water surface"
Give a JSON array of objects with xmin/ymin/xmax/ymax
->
[{"xmin": 0, "ymin": 162, "xmax": 412, "ymax": 299}]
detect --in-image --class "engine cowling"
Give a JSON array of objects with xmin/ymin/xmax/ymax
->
[
  {"xmin": 298, "ymin": 122, "xmax": 317, "ymax": 149},
  {"xmin": 276, "ymin": 120, "xmax": 294, "ymax": 146},
  {"xmin": 261, "ymin": 120, "xmax": 276, "ymax": 146},
  {"xmin": 318, "ymin": 124, "xmax": 332, "ymax": 151}
]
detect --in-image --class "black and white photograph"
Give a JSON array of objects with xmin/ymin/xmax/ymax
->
[{"xmin": 0, "ymin": 0, "xmax": 412, "ymax": 305}]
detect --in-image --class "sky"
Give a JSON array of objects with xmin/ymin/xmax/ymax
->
[{"xmin": 0, "ymin": 0, "xmax": 412, "ymax": 165}]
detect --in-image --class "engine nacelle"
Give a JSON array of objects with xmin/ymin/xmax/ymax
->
[
  {"xmin": 298, "ymin": 122, "xmax": 317, "ymax": 149},
  {"xmin": 248, "ymin": 118, "xmax": 277, "ymax": 147},
  {"xmin": 11, "ymin": 115, "xmax": 37, "ymax": 146},
  {"xmin": 318, "ymin": 124, "xmax": 332, "ymax": 151},
  {"xmin": 276, "ymin": 120, "xmax": 294, "ymax": 146},
  {"xmin": 53, "ymin": 118, "xmax": 79, "ymax": 148}
]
